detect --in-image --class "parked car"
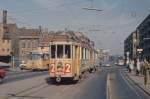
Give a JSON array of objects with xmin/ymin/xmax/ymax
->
[
  {"xmin": 0, "ymin": 68, "xmax": 6, "ymax": 83},
  {"xmin": 105, "ymin": 64, "xmax": 111, "ymax": 67},
  {"xmin": 0, "ymin": 62, "xmax": 10, "ymax": 68},
  {"xmin": 19, "ymin": 62, "xmax": 27, "ymax": 70}
]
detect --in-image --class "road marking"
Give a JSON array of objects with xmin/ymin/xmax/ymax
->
[
  {"xmin": 107, "ymin": 73, "xmax": 111, "ymax": 99},
  {"xmin": 120, "ymin": 70, "xmax": 142, "ymax": 99}
]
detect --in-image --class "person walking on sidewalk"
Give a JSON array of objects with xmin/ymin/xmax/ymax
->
[
  {"xmin": 129, "ymin": 60, "xmax": 134, "ymax": 73},
  {"xmin": 143, "ymin": 59, "xmax": 150, "ymax": 85},
  {"xmin": 140, "ymin": 60, "xmax": 144, "ymax": 75},
  {"xmin": 126, "ymin": 59, "xmax": 130, "ymax": 72},
  {"xmin": 136, "ymin": 59, "xmax": 140, "ymax": 76}
]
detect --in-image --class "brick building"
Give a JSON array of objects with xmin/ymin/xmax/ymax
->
[{"xmin": 18, "ymin": 27, "xmax": 39, "ymax": 60}]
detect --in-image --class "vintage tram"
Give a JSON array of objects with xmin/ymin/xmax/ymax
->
[
  {"xmin": 20, "ymin": 50, "xmax": 49, "ymax": 71},
  {"xmin": 48, "ymin": 33, "xmax": 98, "ymax": 82}
]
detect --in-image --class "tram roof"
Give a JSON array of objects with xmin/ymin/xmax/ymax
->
[{"xmin": 39, "ymin": 31, "xmax": 95, "ymax": 48}]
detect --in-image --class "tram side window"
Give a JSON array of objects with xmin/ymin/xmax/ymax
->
[
  {"xmin": 43, "ymin": 54, "xmax": 49, "ymax": 60},
  {"xmin": 65, "ymin": 45, "xmax": 71, "ymax": 58},
  {"xmin": 82, "ymin": 48, "xmax": 84, "ymax": 59},
  {"xmin": 51, "ymin": 45, "xmax": 56, "ymax": 58},
  {"xmin": 57, "ymin": 45, "xmax": 63, "ymax": 58}
]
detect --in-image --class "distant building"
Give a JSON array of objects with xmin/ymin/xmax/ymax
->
[
  {"xmin": 0, "ymin": 10, "xmax": 18, "ymax": 63},
  {"xmin": 124, "ymin": 31, "xmax": 139, "ymax": 60},
  {"xmin": 18, "ymin": 27, "xmax": 39, "ymax": 60},
  {"xmin": 0, "ymin": 23, "xmax": 11, "ymax": 62}
]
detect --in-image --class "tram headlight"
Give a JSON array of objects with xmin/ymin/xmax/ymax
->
[{"xmin": 57, "ymin": 62, "xmax": 63, "ymax": 69}]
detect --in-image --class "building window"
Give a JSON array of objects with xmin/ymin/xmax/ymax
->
[
  {"xmin": 2, "ymin": 40, "xmax": 5, "ymax": 43},
  {"xmin": 22, "ymin": 42, "xmax": 25, "ymax": 48},
  {"xmin": 7, "ymin": 40, "xmax": 10, "ymax": 43},
  {"xmin": 28, "ymin": 42, "xmax": 31, "ymax": 48},
  {"xmin": 2, "ymin": 48, "xmax": 5, "ymax": 52},
  {"xmin": 7, "ymin": 49, "xmax": 9, "ymax": 52}
]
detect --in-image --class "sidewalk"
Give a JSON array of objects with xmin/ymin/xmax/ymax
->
[{"xmin": 125, "ymin": 70, "xmax": 150, "ymax": 95}]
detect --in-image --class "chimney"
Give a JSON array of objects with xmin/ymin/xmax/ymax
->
[{"xmin": 3, "ymin": 10, "xmax": 8, "ymax": 33}]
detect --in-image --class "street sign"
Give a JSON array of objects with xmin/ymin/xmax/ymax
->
[{"xmin": 137, "ymin": 49, "xmax": 143, "ymax": 52}]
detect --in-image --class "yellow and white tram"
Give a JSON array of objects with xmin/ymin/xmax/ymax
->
[
  {"xmin": 49, "ymin": 39, "xmax": 98, "ymax": 82},
  {"xmin": 21, "ymin": 51, "xmax": 49, "ymax": 71}
]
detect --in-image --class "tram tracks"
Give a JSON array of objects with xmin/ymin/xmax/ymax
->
[
  {"xmin": 3, "ymin": 68, "xmax": 100, "ymax": 99},
  {"xmin": 4, "ymin": 81, "xmax": 49, "ymax": 99}
]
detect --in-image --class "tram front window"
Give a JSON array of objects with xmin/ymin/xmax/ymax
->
[
  {"xmin": 51, "ymin": 45, "xmax": 71, "ymax": 59},
  {"xmin": 65, "ymin": 45, "xmax": 71, "ymax": 58},
  {"xmin": 57, "ymin": 45, "xmax": 63, "ymax": 58},
  {"xmin": 51, "ymin": 45, "xmax": 56, "ymax": 58},
  {"xmin": 30, "ymin": 54, "xmax": 41, "ymax": 60}
]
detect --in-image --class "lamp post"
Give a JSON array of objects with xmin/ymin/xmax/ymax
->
[{"xmin": 10, "ymin": 51, "xmax": 15, "ymax": 69}]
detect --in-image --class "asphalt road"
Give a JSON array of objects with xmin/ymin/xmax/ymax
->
[
  {"xmin": 0, "ymin": 64, "xmax": 150, "ymax": 99},
  {"xmin": 4, "ymin": 70, "xmax": 48, "ymax": 84},
  {"xmin": 107, "ymin": 66, "xmax": 150, "ymax": 99}
]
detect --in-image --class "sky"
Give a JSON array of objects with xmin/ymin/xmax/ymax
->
[{"xmin": 0, "ymin": 0, "xmax": 150, "ymax": 55}]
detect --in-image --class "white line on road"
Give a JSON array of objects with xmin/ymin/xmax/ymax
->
[{"xmin": 107, "ymin": 73, "xmax": 111, "ymax": 99}]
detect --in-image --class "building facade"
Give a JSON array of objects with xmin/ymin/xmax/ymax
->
[
  {"xmin": 0, "ymin": 10, "xmax": 18, "ymax": 63},
  {"xmin": 137, "ymin": 14, "xmax": 150, "ymax": 60},
  {"xmin": 18, "ymin": 28, "xmax": 39, "ymax": 60},
  {"xmin": 124, "ymin": 31, "xmax": 139, "ymax": 60}
]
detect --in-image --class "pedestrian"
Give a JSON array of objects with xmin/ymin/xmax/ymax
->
[
  {"xmin": 143, "ymin": 58, "xmax": 150, "ymax": 85},
  {"xmin": 140, "ymin": 60, "xmax": 144, "ymax": 75},
  {"xmin": 126, "ymin": 60, "xmax": 130, "ymax": 71},
  {"xmin": 129, "ymin": 60, "xmax": 134, "ymax": 73},
  {"xmin": 136, "ymin": 59, "xmax": 140, "ymax": 76}
]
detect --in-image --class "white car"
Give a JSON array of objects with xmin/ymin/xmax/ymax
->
[
  {"xmin": 105, "ymin": 64, "xmax": 111, "ymax": 67},
  {"xmin": 19, "ymin": 61, "xmax": 27, "ymax": 70}
]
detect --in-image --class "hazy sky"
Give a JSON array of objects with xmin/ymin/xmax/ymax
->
[{"xmin": 0, "ymin": 0, "xmax": 150, "ymax": 55}]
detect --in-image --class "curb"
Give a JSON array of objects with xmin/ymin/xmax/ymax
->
[{"xmin": 123, "ymin": 71, "xmax": 150, "ymax": 96}]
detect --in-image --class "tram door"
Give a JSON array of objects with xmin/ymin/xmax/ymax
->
[{"xmin": 74, "ymin": 45, "xmax": 80, "ymax": 78}]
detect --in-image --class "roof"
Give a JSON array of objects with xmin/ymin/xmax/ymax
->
[{"xmin": 18, "ymin": 28, "xmax": 39, "ymax": 37}]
